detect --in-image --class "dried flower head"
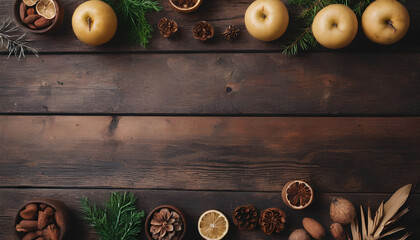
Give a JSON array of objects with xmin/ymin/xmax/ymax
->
[
  {"xmin": 259, "ymin": 208, "xmax": 286, "ymax": 235},
  {"xmin": 192, "ymin": 21, "xmax": 214, "ymax": 41},
  {"xmin": 232, "ymin": 205, "xmax": 258, "ymax": 231},
  {"xmin": 223, "ymin": 25, "xmax": 240, "ymax": 42},
  {"xmin": 150, "ymin": 208, "xmax": 182, "ymax": 240},
  {"xmin": 158, "ymin": 17, "xmax": 178, "ymax": 38}
]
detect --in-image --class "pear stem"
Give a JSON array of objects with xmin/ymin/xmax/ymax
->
[
  {"xmin": 87, "ymin": 17, "xmax": 92, "ymax": 32},
  {"xmin": 386, "ymin": 20, "xmax": 397, "ymax": 33}
]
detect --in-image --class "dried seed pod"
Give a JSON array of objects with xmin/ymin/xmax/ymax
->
[
  {"xmin": 20, "ymin": 204, "xmax": 38, "ymax": 220},
  {"xmin": 223, "ymin": 25, "xmax": 240, "ymax": 41},
  {"xmin": 330, "ymin": 197, "xmax": 356, "ymax": 224},
  {"xmin": 192, "ymin": 21, "xmax": 214, "ymax": 41},
  {"xmin": 330, "ymin": 223, "xmax": 346, "ymax": 240},
  {"xmin": 302, "ymin": 218, "xmax": 325, "ymax": 240},
  {"xmin": 259, "ymin": 208, "xmax": 286, "ymax": 235},
  {"xmin": 158, "ymin": 17, "xmax": 178, "ymax": 38},
  {"xmin": 232, "ymin": 205, "xmax": 259, "ymax": 231}
]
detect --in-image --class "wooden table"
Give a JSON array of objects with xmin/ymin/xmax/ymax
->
[{"xmin": 1, "ymin": 0, "xmax": 419, "ymax": 239}]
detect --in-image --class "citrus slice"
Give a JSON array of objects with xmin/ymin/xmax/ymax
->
[
  {"xmin": 22, "ymin": 0, "xmax": 39, "ymax": 7},
  {"xmin": 198, "ymin": 210, "xmax": 229, "ymax": 240},
  {"xmin": 281, "ymin": 180, "xmax": 314, "ymax": 210},
  {"xmin": 36, "ymin": 0, "xmax": 56, "ymax": 19}
]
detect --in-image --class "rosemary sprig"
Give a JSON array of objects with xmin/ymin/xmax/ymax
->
[
  {"xmin": 81, "ymin": 192, "xmax": 146, "ymax": 240},
  {"xmin": 0, "ymin": 18, "xmax": 38, "ymax": 60},
  {"xmin": 104, "ymin": 0, "xmax": 162, "ymax": 48}
]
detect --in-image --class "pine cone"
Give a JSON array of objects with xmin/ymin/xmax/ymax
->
[
  {"xmin": 192, "ymin": 21, "xmax": 214, "ymax": 41},
  {"xmin": 150, "ymin": 208, "xmax": 183, "ymax": 240},
  {"xmin": 158, "ymin": 17, "xmax": 178, "ymax": 38},
  {"xmin": 232, "ymin": 205, "xmax": 258, "ymax": 231},
  {"xmin": 259, "ymin": 208, "xmax": 286, "ymax": 235},
  {"xmin": 223, "ymin": 25, "xmax": 240, "ymax": 41}
]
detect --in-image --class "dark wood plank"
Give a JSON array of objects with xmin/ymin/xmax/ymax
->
[
  {"xmin": 0, "ymin": 116, "xmax": 418, "ymax": 193},
  {"xmin": 0, "ymin": 189, "xmax": 418, "ymax": 239},
  {"xmin": 0, "ymin": 0, "xmax": 419, "ymax": 52},
  {"xmin": 1, "ymin": 53, "xmax": 419, "ymax": 115}
]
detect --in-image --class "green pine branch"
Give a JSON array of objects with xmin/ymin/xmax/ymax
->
[
  {"xmin": 81, "ymin": 192, "xmax": 145, "ymax": 240},
  {"xmin": 104, "ymin": 0, "xmax": 162, "ymax": 48}
]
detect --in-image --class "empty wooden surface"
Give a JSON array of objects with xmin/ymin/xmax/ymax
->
[
  {"xmin": 1, "ymin": 53, "xmax": 419, "ymax": 115},
  {"xmin": 1, "ymin": 0, "xmax": 419, "ymax": 239}
]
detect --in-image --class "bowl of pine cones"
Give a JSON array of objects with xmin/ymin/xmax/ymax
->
[{"xmin": 145, "ymin": 205, "xmax": 187, "ymax": 240}]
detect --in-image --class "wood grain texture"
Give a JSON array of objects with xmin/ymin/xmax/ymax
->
[
  {"xmin": 0, "ymin": 116, "xmax": 418, "ymax": 193},
  {"xmin": 0, "ymin": 189, "xmax": 418, "ymax": 240},
  {"xmin": 1, "ymin": 53, "xmax": 419, "ymax": 115},
  {"xmin": 0, "ymin": 0, "xmax": 419, "ymax": 52}
]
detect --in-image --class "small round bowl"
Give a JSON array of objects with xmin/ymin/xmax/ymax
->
[
  {"xmin": 168, "ymin": 0, "xmax": 202, "ymax": 13},
  {"xmin": 15, "ymin": 198, "xmax": 68, "ymax": 240},
  {"xmin": 145, "ymin": 205, "xmax": 187, "ymax": 240},
  {"xmin": 13, "ymin": 0, "xmax": 64, "ymax": 33}
]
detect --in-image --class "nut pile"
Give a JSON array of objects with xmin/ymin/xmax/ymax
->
[
  {"xmin": 172, "ymin": 0, "xmax": 198, "ymax": 8},
  {"xmin": 16, "ymin": 203, "xmax": 61, "ymax": 240},
  {"xmin": 19, "ymin": 0, "xmax": 56, "ymax": 30}
]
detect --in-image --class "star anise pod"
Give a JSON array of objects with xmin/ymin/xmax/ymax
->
[
  {"xmin": 158, "ymin": 17, "xmax": 178, "ymax": 38},
  {"xmin": 192, "ymin": 21, "xmax": 214, "ymax": 41},
  {"xmin": 223, "ymin": 25, "xmax": 240, "ymax": 41},
  {"xmin": 150, "ymin": 208, "xmax": 183, "ymax": 240},
  {"xmin": 259, "ymin": 208, "xmax": 286, "ymax": 235},
  {"xmin": 232, "ymin": 205, "xmax": 258, "ymax": 231}
]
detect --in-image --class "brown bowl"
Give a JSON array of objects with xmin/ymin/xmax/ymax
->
[
  {"xmin": 15, "ymin": 198, "xmax": 68, "ymax": 240},
  {"xmin": 168, "ymin": 0, "xmax": 202, "ymax": 13},
  {"xmin": 13, "ymin": 0, "xmax": 64, "ymax": 33},
  {"xmin": 145, "ymin": 205, "xmax": 187, "ymax": 240}
]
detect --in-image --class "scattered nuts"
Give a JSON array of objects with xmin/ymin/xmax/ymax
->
[
  {"xmin": 302, "ymin": 217, "xmax": 326, "ymax": 240},
  {"xmin": 289, "ymin": 229, "xmax": 311, "ymax": 240},
  {"xmin": 20, "ymin": 204, "xmax": 38, "ymax": 220},
  {"xmin": 330, "ymin": 197, "xmax": 356, "ymax": 224},
  {"xmin": 330, "ymin": 223, "xmax": 346, "ymax": 240}
]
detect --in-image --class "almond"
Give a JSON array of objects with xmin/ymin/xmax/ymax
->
[
  {"xmin": 302, "ymin": 217, "xmax": 326, "ymax": 240},
  {"xmin": 34, "ymin": 17, "xmax": 52, "ymax": 29},
  {"xmin": 39, "ymin": 204, "xmax": 47, "ymax": 210},
  {"xmin": 27, "ymin": 8, "xmax": 35, "ymax": 15},
  {"xmin": 38, "ymin": 211, "xmax": 49, "ymax": 230},
  {"xmin": 47, "ymin": 224, "xmax": 60, "ymax": 240},
  {"xmin": 24, "ymin": 14, "xmax": 41, "ymax": 24},
  {"xmin": 16, "ymin": 220, "xmax": 38, "ymax": 232},
  {"xmin": 44, "ymin": 206, "xmax": 55, "ymax": 216},
  {"xmin": 55, "ymin": 211, "xmax": 64, "ymax": 228},
  {"xmin": 20, "ymin": 2, "xmax": 27, "ymax": 22},
  {"xmin": 20, "ymin": 203, "xmax": 38, "ymax": 220},
  {"xmin": 330, "ymin": 223, "xmax": 346, "ymax": 240},
  {"xmin": 28, "ymin": 23, "xmax": 37, "ymax": 29},
  {"xmin": 23, "ymin": 231, "xmax": 41, "ymax": 240}
]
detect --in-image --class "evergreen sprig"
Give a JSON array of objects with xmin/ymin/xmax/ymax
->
[
  {"xmin": 81, "ymin": 192, "xmax": 146, "ymax": 240},
  {"xmin": 104, "ymin": 0, "xmax": 162, "ymax": 48},
  {"xmin": 0, "ymin": 18, "xmax": 38, "ymax": 60}
]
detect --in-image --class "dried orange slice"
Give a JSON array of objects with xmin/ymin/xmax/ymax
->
[
  {"xmin": 198, "ymin": 210, "xmax": 229, "ymax": 240},
  {"xmin": 22, "ymin": 0, "xmax": 39, "ymax": 7},
  {"xmin": 36, "ymin": 0, "xmax": 56, "ymax": 19},
  {"xmin": 281, "ymin": 180, "xmax": 314, "ymax": 210}
]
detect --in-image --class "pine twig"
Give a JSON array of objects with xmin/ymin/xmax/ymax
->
[
  {"xmin": 0, "ymin": 18, "xmax": 38, "ymax": 60},
  {"xmin": 282, "ymin": 27, "xmax": 316, "ymax": 55}
]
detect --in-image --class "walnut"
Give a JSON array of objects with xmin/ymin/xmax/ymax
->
[
  {"xmin": 192, "ymin": 21, "xmax": 214, "ymax": 41},
  {"xmin": 259, "ymin": 208, "xmax": 286, "ymax": 235},
  {"xmin": 158, "ymin": 17, "xmax": 178, "ymax": 38},
  {"xmin": 232, "ymin": 205, "xmax": 258, "ymax": 231}
]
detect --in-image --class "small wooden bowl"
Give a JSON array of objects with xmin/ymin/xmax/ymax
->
[
  {"xmin": 13, "ymin": 0, "xmax": 64, "ymax": 33},
  {"xmin": 168, "ymin": 0, "xmax": 202, "ymax": 13},
  {"xmin": 15, "ymin": 199, "xmax": 68, "ymax": 240},
  {"xmin": 145, "ymin": 205, "xmax": 187, "ymax": 240}
]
